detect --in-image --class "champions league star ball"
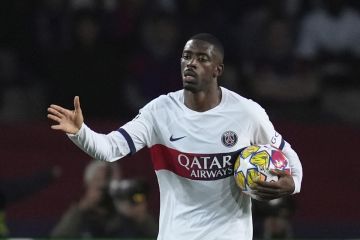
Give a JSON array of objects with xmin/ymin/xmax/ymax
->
[{"xmin": 234, "ymin": 144, "xmax": 290, "ymax": 197}]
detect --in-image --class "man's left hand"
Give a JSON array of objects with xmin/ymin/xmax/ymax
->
[{"xmin": 252, "ymin": 170, "xmax": 295, "ymax": 201}]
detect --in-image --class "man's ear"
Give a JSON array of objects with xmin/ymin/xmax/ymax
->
[{"xmin": 214, "ymin": 64, "xmax": 224, "ymax": 78}]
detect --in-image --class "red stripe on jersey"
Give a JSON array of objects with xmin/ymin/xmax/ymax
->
[{"xmin": 150, "ymin": 144, "xmax": 239, "ymax": 181}]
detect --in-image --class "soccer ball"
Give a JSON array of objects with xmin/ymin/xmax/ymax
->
[{"xmin": 234, "ymin": 144, "xmax": 290, "ymax": 197}]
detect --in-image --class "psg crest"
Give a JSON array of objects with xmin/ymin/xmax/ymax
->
[{"xmin": 221, "ymin": 131, "xmax": 238, "ymax": 147}]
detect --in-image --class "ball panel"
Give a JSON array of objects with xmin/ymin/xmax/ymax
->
[
  {"xmin": 234, "ymin": 156, "xmax": 241, "ymax": 171},
  {"xmin": 249, "ymin": 150, "xmax": 270, "ymax": 169},
  {"xmin": 241, "ymin": 145, "xmax": 260, "ymax": 159},
  {"xmin": 246, "ymin": 168, "xmax": 260, "ymax": 190},
  {"xmin": 234, "ymin": 170, "xmax": 246, "ymax": 190},
  {"xmin": 270, "ymin": 150, "xmax": 288, "ymax": 170}
]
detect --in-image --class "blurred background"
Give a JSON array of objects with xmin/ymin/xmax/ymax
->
[{"xmin": 0, "ymin": 0, "xmax": 360, "ymax": 238}]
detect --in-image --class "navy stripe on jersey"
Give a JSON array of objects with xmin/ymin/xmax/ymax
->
[
  {"xmin": 279, "ymin": 138, "xmax": 285, "ymax": 150},
  {"xmin": 118, "ymin": 128, "xmax": 136, "ymax": 155}
]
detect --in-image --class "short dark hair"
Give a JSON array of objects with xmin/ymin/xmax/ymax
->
[{"xmin": 189, "ymin": 33, "xmax": 224, "ymax": 60}]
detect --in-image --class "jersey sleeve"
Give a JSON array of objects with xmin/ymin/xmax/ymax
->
[
  {"xmin": 67, "ymin": 123, "xmax": 131, "ymax": 162},
  {"xmin": 67, "ymin": 101, "xmax": 156, "ymax": 162},
  {"xmin": 249, "ymin": 101, "xmax": 303, "ymax": 194},
  {"xmin": 119, "ymin": 103, "xmax": 156, "ymax": 153}
]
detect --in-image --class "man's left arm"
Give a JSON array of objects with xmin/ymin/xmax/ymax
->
[
  {"xmin": 250, "ymin": 103, "xmax": 303, "ymax": 200},
  {"xmin": 253, "ymin": 139, "xmax": 303, "ymax": 200}
]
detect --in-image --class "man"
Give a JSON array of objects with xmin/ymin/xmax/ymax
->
[
  {"xmin": 51, "ymin": 160, "xmax": 120, "ymax": 237},
  {"xmin": 47, "ymin": 33, "xmax": 302, "ymax": 240}
]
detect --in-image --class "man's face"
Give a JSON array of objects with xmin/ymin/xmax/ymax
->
[
  {"xmin": 180, "ymin": 39, "xmax": 223, "ymax": 92},
  {"xmin": 88, "ymin": 165, "xmax": 110, "ymax": 189}
]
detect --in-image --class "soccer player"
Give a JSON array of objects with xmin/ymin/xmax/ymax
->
[{"xmin": 47, "ymin": 33, "xmax": 303, "ymax": 240}]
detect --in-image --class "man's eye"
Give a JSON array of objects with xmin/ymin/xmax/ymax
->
[
  {"xmin": 182, "ymin": 54, "xmax": 191, "ymax": 60},
  {"xmin": 198, "ymin": 56, "xmax": 209, "ymax": 62}
]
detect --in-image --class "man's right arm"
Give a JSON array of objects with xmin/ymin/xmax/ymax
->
[
  {"xmin": 48, "ymin": 96, "xmax": 152, "ymax": 162},
  {"xmin": 67, "ymin": 123, "xmax": 131, "ymax": 162}
]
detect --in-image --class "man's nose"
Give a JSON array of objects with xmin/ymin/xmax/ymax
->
[{"xmin": 187, "ymin": 57, "xmax": 197, "ymax": 68}]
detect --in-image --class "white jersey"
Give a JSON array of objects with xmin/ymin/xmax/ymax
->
[{"xmin": 68, "ymin": 87, "xmax": 303, "ymax": 240}]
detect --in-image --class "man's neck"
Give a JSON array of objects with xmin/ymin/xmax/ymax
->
[{"xmin": 184, "ymin": 87, "xmax": 222, "ymax": 112}]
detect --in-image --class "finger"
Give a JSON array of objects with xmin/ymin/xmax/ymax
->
[
  {"xmin": 50, "ymin": 124, "xmax": 63, "ymax": 130},
  {"xmin": 47, "ymin": 107, "xmax": 64, "ymax": 118},
  {"xmin": 74, "ymin": 96, "xmax": 81, "ymax": 111},
  {"xmin": 50, "ymin": 104, "xmax": 70, "ymax": 115},
  {"xmin": 253, "ymin": 184, "xmax": 280, "ymax": 194},
  {"xmin": 254, "ymin": 180, "xmax": 279, "ymax": 189},
  {"xmin": 47, "ymin": 114, "xmax": 62, "ymax": 123},
  {"xmin": 270, "ymin": 169, "xmax": 289, "ymax": 177}
]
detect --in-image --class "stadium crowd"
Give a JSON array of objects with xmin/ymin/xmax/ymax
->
[{"xmin": 0, "ymin": 0, "xmax": 359, "ymax": 124}]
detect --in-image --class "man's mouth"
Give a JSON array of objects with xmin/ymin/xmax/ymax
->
[{"xmin": 183, "ymin": 70, "xmax": 197, "ymax": 80}]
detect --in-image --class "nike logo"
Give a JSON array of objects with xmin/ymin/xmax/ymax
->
[{"xmin": 170, "ymin": 135, "xmax": 186, "ymax": 142}]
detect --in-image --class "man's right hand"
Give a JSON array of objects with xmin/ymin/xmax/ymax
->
[{"xmin": 47, "ymin": 96, "xmax": 84, "ymax": 134}]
